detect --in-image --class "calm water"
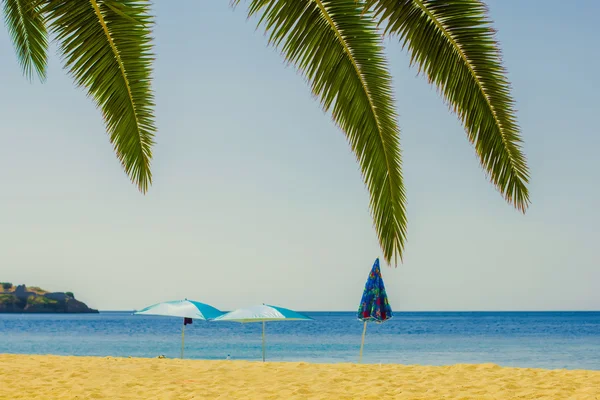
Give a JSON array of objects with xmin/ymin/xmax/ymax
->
[{"xmin": 1, "ymin": 312, "xmax": 598, "ymax": 370}]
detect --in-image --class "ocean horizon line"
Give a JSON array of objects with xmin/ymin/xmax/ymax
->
[{"xmin": 97, "ymin": 309, "xmax": 600, "ymax": 314}]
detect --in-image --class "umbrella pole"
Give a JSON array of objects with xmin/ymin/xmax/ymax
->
[
  {"xmin": 181, "ymin": 322, "xmax": 186, "ymax": 359},
  {"xmin": 359, "ymin": 321, "xmax": 367, "ymax": 363},
  {"xmin": 262, "ymin": 321, "xmax": 266, "ymax": 362},
  {"xmin": 263, "ymin": 321, "xmax": 266, "ymax": 362}
]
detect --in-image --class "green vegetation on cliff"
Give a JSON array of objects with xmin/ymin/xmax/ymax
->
[
  {"xmin": 26, "ymin": 296, "xmax": 57, "ymax": 306},
  {"xmin": 0, "ymin": 283, "xmax": 97, "ymax": 313},
  {"xmin": 0, "ymin": 294, "xmax": 17, "ymax": 304}
]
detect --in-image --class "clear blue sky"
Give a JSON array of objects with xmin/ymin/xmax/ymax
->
[{"xmin": 0, "ymin": 1, "xmax": 598, "ymax": 311}]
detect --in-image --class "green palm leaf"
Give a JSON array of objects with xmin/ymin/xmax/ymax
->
[
  {"xmin": 2, "ymin": 0, "xmax": 48, "ymax": 80},
  {"xmin": 237, "ymin": 0, "xmax": 407, "ymax": 265},
  {"xmin": 43, "ymin": 0, "xmax": 155, "ymax": 193},
  {"xmin": 368, "ymin": 0, "xmax": 530, "ymax": 211}
]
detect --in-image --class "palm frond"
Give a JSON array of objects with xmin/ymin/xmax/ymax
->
[
  {"xmin": 368, "ymin": 0, "xmax": 530, "ymax": 211},
  {"xmin": 236, "ymin": 0, "xmax": 407, "ymax": 265},
  {"xmin": 43, "ymin": 0, "xmax": 155, "ymax": 193},
  {"xmin": 2, "ymin": 0, "xmax": 48, "ymax": 80}
]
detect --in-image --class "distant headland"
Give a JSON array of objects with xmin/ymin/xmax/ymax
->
[{"xmin": 0, "ymin": 283, "xmax": 98, "ymax": 313}]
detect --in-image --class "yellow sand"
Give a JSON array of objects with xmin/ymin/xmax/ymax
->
[{"xmin": 1, "ymin": 354, "xmax": 599, "ymax": 399}]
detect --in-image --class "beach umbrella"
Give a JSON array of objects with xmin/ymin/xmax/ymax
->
[
  {"xmin": 358, "ymin": 258, "xmax": 393, "ymax": 363},
  {"xmin": 134, "ymin": 299, "xmax": 223, "ymax": 358},
  {"xmin": 213, "ymin": 304, "xmax": 312, "ymax": 361}
]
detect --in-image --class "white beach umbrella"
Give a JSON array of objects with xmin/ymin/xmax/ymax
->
[
  {"xmin": 213, "ymin": 304, "xmax": 312, "ymax": 361},
  {"xmin": 134, "ymin": 299, "xmax": 223, "ymax": 358}
]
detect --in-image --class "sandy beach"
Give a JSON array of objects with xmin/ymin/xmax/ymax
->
[{"xmin": 1, "ymin": 354, "xmax": 598, "ymax": 399}]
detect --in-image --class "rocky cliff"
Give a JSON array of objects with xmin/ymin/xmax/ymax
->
[{"xmin": 0, "ymin": 283, "xmax": 98, "ymax": 313}]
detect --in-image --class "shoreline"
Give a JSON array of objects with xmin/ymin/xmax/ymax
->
[
  {"xmin": 2, "ymin": 354, "xmax": 599, "ymax": 399},
  {"xmin": 2, "ymin": 352, "xmax": 599, "ymax": 371}
]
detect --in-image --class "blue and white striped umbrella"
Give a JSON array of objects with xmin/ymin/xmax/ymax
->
[
  {"xmin": 214, "ymin": 304, "xmax": 312, "ymax": 361},
  {"xmin": 135, "ymin": 299, "xmax": 223, "ymax": 320},
  {"xmin": 134, "ymin": 299, "xmax": 223, "ymax": 358}
]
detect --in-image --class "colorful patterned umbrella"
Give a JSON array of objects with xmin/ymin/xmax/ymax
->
[{"xmin": 357, "ymin": 258, "xmax": 393, "ymax": 362}]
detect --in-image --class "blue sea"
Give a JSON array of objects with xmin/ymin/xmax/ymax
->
[{"xmin": 1, "ymin": 311, "xmax": 598, "ymax": 370}]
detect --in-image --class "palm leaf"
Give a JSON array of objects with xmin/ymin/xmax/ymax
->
[
  {"xmin": 43, "ymin": 0, "xmax": 155, "ymax": 193},
  {"xmin": 235, "ymin": 0, "xmax": 407, "ymax": 265},
  {"xmin": 368, "ymin": 0, "xmax": 530, "ymax": 211},
  {"xmin": 2, "ymin": 0, "xmax": 48, "ymax": 80}
]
